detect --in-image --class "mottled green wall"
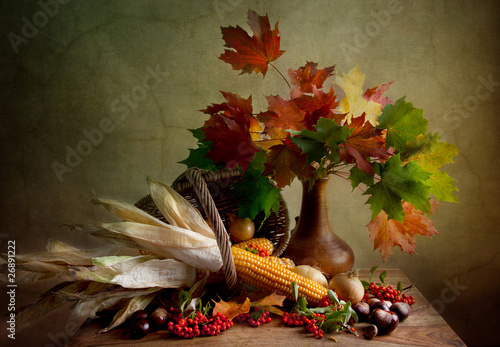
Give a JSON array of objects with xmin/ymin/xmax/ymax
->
[{"xmin": 1, "ymin": 1, "xmax": 499, "ymax": 346}]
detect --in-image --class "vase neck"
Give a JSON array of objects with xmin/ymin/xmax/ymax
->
[{"xmin": 296, "ymin": 178, "xmax": 331, "ymax": 234}]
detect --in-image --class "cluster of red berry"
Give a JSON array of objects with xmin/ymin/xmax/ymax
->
[
  {"xmin": 318, "ymin": 295, "xmax": 334, "ymax": 307},
  {"xmin": 234, "ymin": 308, "xmax": 272, "ymax": 327},
  {"xmin": 282, "ymin": 312, "xmax": 328, "ymax": 339},
  {"xmin": 363, "ymin": 282, "xmax": 415, "ymax": 305},
  {"xmin": 245, "ymin": 244, "xmax": 269, "ymax": 257},
  {"xmin": 166, "ymin": 307, "xmax": 233, "ymax": 339}
]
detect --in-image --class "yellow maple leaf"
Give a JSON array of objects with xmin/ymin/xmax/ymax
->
[{"xmin": 335, "ymin": 64, "xmax": 382, "ymax": 126}]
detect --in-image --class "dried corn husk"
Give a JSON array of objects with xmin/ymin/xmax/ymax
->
[
  {"xmin": 100, "ymin": 291, "xmax": 159, "ymax": 333},
  {"xmin": 71, "ymin": 256, "xmax": 196, "ymax": 289},
  {"xmin": 91, "ymin": 198, "xmax": 170, "ymax": 228},
  {"xmin": 147, "ymin": 177, "xmax": 215, "ymax": 239},
  {"xmin": 95, "ymin": 222, "xmax": 223, "ymax": 271},
  {"xmin": 111, "ymin": 259, "xmax": 196, "ymax": 288},
  {"xmin": 70, "ymin": 255, "xmax": 156, "ymax": 284}
]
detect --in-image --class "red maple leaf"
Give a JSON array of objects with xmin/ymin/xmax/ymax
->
[
  {"xmin": 363, "ymin": 81, "xmax": 394, "ymax": 106},
  {"xmin": 265, "ymin": 95, "xmax": 306, "ymax": 131},
  {"xmin": 288, "ymin": 62, "xmax": 335, "ymax": 97},
  {"xmin": 366, "ymin": 201, "xmax": 439, "ymax": 261},
  {"xmin": 292, "ymin": 86, "xmax": 343, "ymax": 130},
  {"xmin": 202, "ymin": 114, "xmax": 260, "ymax": 172},
  {"xmin": 265, "ymin": 139, "xmax": 309, "ymax": 188},
  {"xmin": 339, "ymin": 114, "xmax": 390, "ymax": 174},
  {"xmin": 219, "ymin": 9, "xmax": 285, "ymax": 77}
]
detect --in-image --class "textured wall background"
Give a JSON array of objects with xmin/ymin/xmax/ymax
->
[{"xmin": 1, "ymin": 0, "xmax": 499, "ymax": 346}]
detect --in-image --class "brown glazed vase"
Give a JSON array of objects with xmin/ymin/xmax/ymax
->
[{"xmin": 283, "ymin": 177, "xmax": 354, "ymax": 278}]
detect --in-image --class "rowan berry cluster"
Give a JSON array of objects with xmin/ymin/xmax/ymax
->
[
  {"xmin": 363, "ymin": 282, "xmax": 415, "ymax": 305},
  {"xmin": 235, "ymin": 308, "xmax": 272, "ymax": 327},
  {"xmin": 318, "ymin": 295, "xmax": 334, "ymax": 307},
  {"xmin": 167, "ymin": 307, "xmax": 233, "ymax": 339},
  {"xmin": 244, "ymin": 243, "xmax": 269, "ymax": 257},
  {"xmin": 282, "ymin": 312, "xmax": 326, "ymax": 338}
]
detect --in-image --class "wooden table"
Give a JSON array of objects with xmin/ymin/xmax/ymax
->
[{"xmin": 67, "ymin": 269, "xmax": 466, "ymax": 346}]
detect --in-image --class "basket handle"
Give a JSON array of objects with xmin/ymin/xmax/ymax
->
[{"xmin": 186, "ymin": 168, "xmax": 237, "ymax": 289}]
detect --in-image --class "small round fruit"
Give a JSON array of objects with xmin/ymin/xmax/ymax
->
[
  {"xmin": 390, "ymin": 302, "xmax": 410, "ymax": 322},
  {"xmin": 352, "ymin": 302, "xmax": 370, "ymax": 322},
  {"xmin": 229, "ymin": 217, "xmax": 255, "ymax": 242},
  {"xmin": 130, "ymin": 318, "xmax": 150, "ymax": 339}
]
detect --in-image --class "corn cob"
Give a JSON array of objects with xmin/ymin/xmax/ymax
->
[
  {"xmin": 267, "ymin": 256, "xmax": 295, "ymax": 269},
  {"xmin": 231, "ymin": 246, "xmax": 328, "ymax": 306},
  {"xmin": 233, "ymin": 238, "xmax": 275, "ymax": 254}
]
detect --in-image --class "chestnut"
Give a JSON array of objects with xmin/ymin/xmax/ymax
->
[
  {"xmin": 352, "ymin": 302, "xmax": 370, "ymax": 322},
  {"xmin": 364, "ymin": 324, "xmax": 378, "ymax": 339},
  {"xmin": 130, "ymin": 318, "xmax": 151, "ymax": 339},
  {"xmin": 371, "ymin": 300, "xmax": 391, "ymax": 312},
  {"xmin": 149, "ymin": 307, "xmax": 168, "ymax": 330},
  {"xmin": 368, "ymin": 298, "xmax": 381, "ymax": 308},
  {"xmin": 390, "ymin": 302, "xmax": 410, "ymax": 322},
  {"xmin": 131, "ymin": 309, "xmax": 149, "ymax": 322},
  {"xmin": 369, "ymin": 308, "xmax": 399, "ymax": 335}
]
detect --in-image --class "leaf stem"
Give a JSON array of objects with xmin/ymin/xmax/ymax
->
[{"xmin": 269, "ymin": 62, "xmax": 291, "ymax": 89}]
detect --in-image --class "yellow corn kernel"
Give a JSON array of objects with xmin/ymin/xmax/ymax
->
[
  {"xmin": 231, "ymin": 246, "xmax": 328, "ymax": 306},
  {"xmin": 267, "ymin": 256, "xmax": 295, "ymax": 269},
  {"xmin": 232, "ymin": 238, "xmax": 275, "ymax": 254}
]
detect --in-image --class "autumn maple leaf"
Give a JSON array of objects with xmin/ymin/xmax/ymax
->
[
  {"xmin": 288, "ymin": 62, "xmax": 335, "ymax": 97},
  {"xmin": 265, "ymin": 139, "xmax": 309, "ymax": 188},
  {"xmin": 202, "ymin": 113, "xmax": 261, "ymax": 173},
  {"xmin": 367, "ymin": 200, "xmax": 439, "ymax": 261},
  {"xmin": 265, "ymin": 95, "xmax": 307, "ymax": 131},
  {"xmin": 293, "ymin": 86, "xmax": 343, "ymax": 130},
  {"xmin": 219, "ymin": 9, "xmax": 284, "ymax": 77},
  {"xmin": 203, "ymin": 91, "xmax": 262, "ymax": 141},
  {"xmin": 364, "ymin": 81, "xmax": 394, "ymax": 106},
  {"xmin": 212, "ymin": 297, "xmax": 251, "ymax": 320},
  {"xmin": 339, "ymin": 114, "xmax": 390, "ymax": 175}
]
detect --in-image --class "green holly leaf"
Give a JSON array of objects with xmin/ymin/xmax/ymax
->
[
  {"xmin": 377, "ymin": 97, "xmax": 428, "ymax": 153},
  {"xmin": 365, "ymin": 154, "xmax": 431, "ymax": 222},
  {"xmin": 402, "ymin": 133, "xmax": 459, "ymax": 202},
  {"xmin": 348, "ymin": 165, "xmax": 374, "ymax": 190},
  {"xmin": 289, "ymin": 117, "xmax": 352, "ymax": 165}
]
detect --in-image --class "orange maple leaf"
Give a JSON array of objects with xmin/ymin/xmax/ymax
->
[
  {"xmin": 212, "ymin": 297, "xmax": 251, "ymax": 320},
  {"xmin": 288, "ymin": 62, "xmax": 335, "ymax": 97},
  {"xmin": 367, "ymin": 201, "xmax": 439, "ymax": 261}
]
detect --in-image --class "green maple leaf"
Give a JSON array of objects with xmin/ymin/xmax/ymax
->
[
  {"xmin": 231, "ymin": 152, "xmax": 282, "ymax": 220},
  {"xmin": 365, "ymin": 154, "xmax": 431, "ymax": 222},
  {"xmin": 377, "ymin": 97, "xmax": 428, "ymax": 153},
  {"xmin": 179, "ymin": 128, "xmax": 220, "ymax": 170},
  {"xmin": 402, "ymin": 133, "xmax": 459, "ymax": 202},
  {"xmin": 289, "ymin": 117, "xmax": 352, "ymax": 165},
  {"xmin": 349, "ymin": 165, "xmax": 374, "ymax": 191}
]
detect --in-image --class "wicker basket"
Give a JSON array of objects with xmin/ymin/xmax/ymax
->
[{"xmin": 135, "ymin": 168, "xmax": 290, "ymax": 289}]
